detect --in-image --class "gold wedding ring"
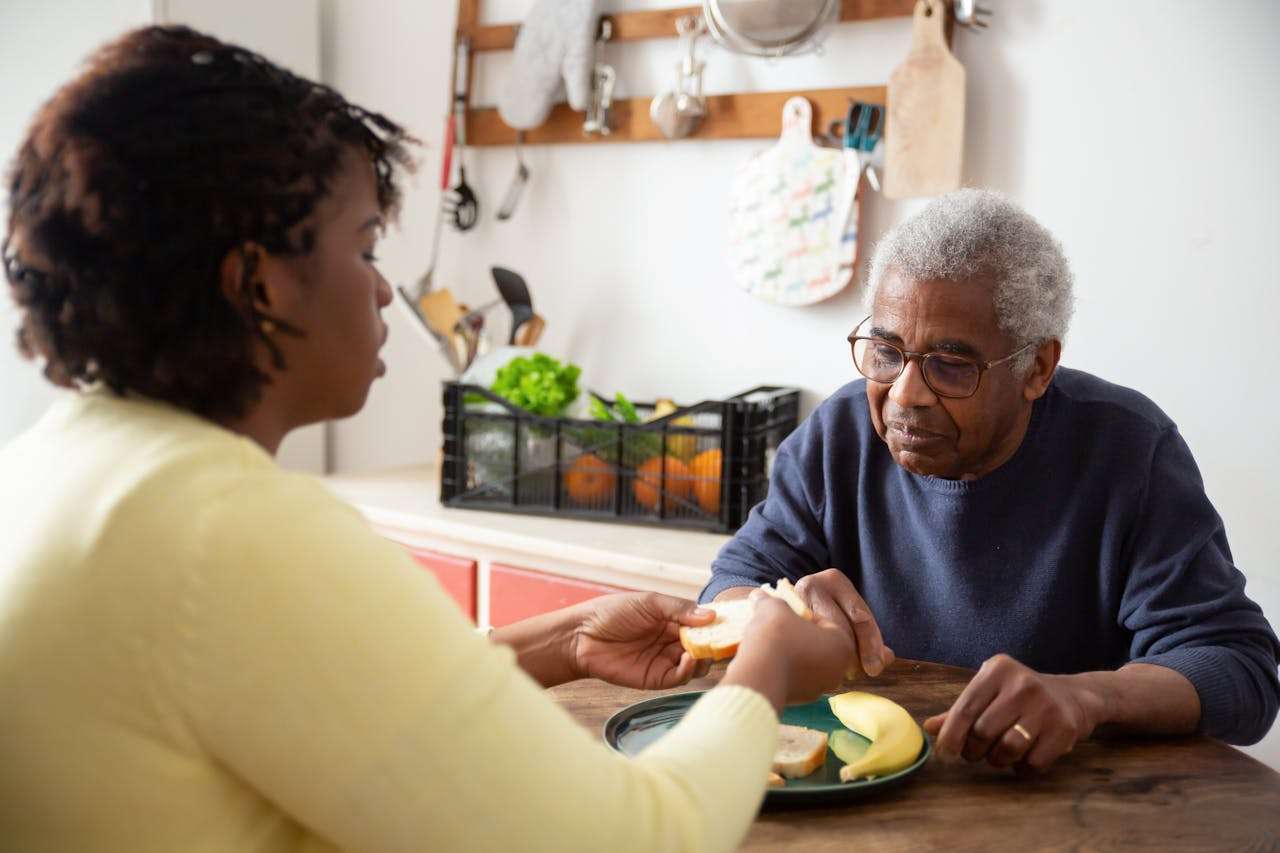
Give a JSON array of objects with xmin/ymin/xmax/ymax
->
[{"xmin": 1011, "ymin": 722, "xmax": 1033, "ymax": 742}]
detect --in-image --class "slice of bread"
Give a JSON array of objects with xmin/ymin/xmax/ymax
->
[
  {"xmin": 766, "ymin": 771, "xmax": 786, "ymax": 788},
  {"xmin": 679, "ymin": 579, "xmax": 813, "ymax": 661},
  {"xmin": 772, "ymin": 724, "xmax": 828, "ymax": 779},
  {"xmin": 678, "ymin": 598, "xmax": 754, "ymax": 661},
  {"xmin": 770, "ymin": 578, "xmax": 813, "ymax": 620}
]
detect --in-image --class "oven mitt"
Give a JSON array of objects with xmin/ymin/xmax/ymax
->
[{"xmin": 498, "ymin": 0, "xmax": 600, "ymax": 130}]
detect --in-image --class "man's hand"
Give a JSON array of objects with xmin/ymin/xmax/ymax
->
[
  {"xmin": 923, "ymin": 654, "xmax": 1108, "ymax": 772},
  {"xmin": 722, "ymin": 596, "xmax": 860, "ymax": 713},
  {"xmin": 569, "ymin": 592, "xmax": 715, "ymax": 690},
  {"xmin": 792, "ymin": 569, "xmax": 894, "ymax": 677}
]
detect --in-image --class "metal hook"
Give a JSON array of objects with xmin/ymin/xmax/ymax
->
[
  {"xmin": 584, "ymin": 18, "xmax": 617, "ymax": 137},
  {"xmin": 954, "ymin": 0, "xmax": 993, "ymax": 31},
  {"xmin": 677, "ymin": 14, "xmax": 706, "ymax": 89},
  {"xmin": 675, "ymin": 13, "xmax": 704, "ymax": 38}
]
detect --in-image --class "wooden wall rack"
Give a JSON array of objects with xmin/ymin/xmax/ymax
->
[{"xmin": 456, "ymin": 0, "xmax": 949, "ymax": 147}]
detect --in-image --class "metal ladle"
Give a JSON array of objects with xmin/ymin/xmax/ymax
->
[
  {"xmin": 650, "ymin": 15, "xmax": 708, "ymax": 140},
  {"xmin": 496, "ymin": 132, "xmax": 530, "ymax": 222},
  {"xmin": 583, "ymin": 19, "xmax": 617, "ymax": 137}
]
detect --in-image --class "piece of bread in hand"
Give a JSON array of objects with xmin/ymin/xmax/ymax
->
[
  {"xmin": 768, "ymin": 577, "xmax": 862, "ymax": 681},
  {"xmin": 772, "ymin": 724, "xmax": 828, "ymax": 779},
  {"xmin": 769, "ymin": 577, "xmax": 813, "ymax": 620},
  {"xmin": 766, "ymin": 771, "xmax": 786, "ymax": 788},
  {"xmin": 678, "ymin": 578, "xmax": 814, "ymax": 661},
  {"xmin": 678, "ymin": 598, "xmax": 754, "ymax": 661}
]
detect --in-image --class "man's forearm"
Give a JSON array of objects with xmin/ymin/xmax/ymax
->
[
  {"xmin": 489, "ymin": 606, "xmax": 581, "ymax": 689},
  {"xmin": 713, "ymin": 585, "xmax": 755, "ymax": 602},
  {"xmin": 1072, "ymin": 663, "xmax": 1201, "ymax": 736}
]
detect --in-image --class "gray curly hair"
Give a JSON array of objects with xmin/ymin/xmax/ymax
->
[{"xmin": 865, "ymin": 189, "xmax": 1075, "ymax": 373}]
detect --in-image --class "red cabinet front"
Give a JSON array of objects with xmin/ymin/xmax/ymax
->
[
  {"xmin": 407, "ymin": 548, "xmax": 477, "ymax": 622},
  {"xmin": 488, "ymin": 564, "xmax": 629, "ymax": 627}
]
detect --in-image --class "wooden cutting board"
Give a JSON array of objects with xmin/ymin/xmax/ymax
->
[{"xmin": 884, "ymin": 0, "xmax": 965, "ymax": 199}]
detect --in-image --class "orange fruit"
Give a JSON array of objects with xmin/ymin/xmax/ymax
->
[
  {"xmin": 564, "ymin": 453, "xmax": 616, "ymax": 505},
  {"xmin": 633, "ymin": 455, "xmax": 692, "ymax": 511},
  {"xmin": 689, "ymin": 448, "xmax": 723, "ymax": 515}
]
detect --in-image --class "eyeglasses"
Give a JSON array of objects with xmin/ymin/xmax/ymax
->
[{"xmin": 847, "ymin": 317, "xmax": 1036, "ymax": 400}]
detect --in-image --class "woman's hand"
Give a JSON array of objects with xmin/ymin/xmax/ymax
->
[
  {"xmin": 720, "ymin": 597, "xmax": 860, "ymax": 713},
  {"xmin": 569, "ymin": 592, "xmax": 716, "ymax": 690}
]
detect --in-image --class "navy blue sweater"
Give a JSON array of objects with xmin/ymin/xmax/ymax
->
[{"xmin": 703, "ymin": 368, "xmax": 1279, "ymax": 745}]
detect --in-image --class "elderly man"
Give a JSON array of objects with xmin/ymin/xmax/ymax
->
[{"xmin": 704, "ymin": 189, "xmax": 1279, "ymax": 771}]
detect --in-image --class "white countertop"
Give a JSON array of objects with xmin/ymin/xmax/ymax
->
[{"xmin": 324, "ymin": 465, "xmax": 726, "ymax": 596}]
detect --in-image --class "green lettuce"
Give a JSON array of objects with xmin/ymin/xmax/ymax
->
[{"xmin": 489, "ymin": 353, "xmax": 581, "ymax": 417}]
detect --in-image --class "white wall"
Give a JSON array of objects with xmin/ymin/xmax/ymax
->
[
  {"xmin": 154, "ymin": 0, "xmax": 319, "ymax": 75},
  {"xmin": 0, "ymin": 0, "xmax": 328, "ymax": 471},
  {"xmin": 321, "ymin": 0, "xmax": 1280, "ymax": 766},
  {"xmin": 0, "ymin": 0, "xmax": 152, "ymax": 438},
  {"xmin": 156, "ymin": 0, "xmax": 329, "ymax": 473}
]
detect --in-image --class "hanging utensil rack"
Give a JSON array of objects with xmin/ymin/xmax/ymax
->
[{"xmin": 454, "ymin": 0, "xmax": 955, "ymax": 147}]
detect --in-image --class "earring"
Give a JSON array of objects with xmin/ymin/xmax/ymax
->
[{"xmin": 259, "ymin": 319, "xmax": 276, "ymax": 335}]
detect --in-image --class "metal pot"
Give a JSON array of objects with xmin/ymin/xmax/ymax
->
[{"xmin": 702, "ymin": 0, "xmax": 840, "ymax": 58}]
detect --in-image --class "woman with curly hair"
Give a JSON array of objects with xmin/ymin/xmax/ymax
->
[{"xmin": 0, "ymin": 26, "xmax": 856, "ymax": 851}]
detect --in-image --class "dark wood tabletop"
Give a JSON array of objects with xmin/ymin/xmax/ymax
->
[{"xmin": 548, "ymin": 659, "xmax": 1280, "ymax": 851}]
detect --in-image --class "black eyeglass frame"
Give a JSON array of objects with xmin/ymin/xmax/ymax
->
[{"xmin": 846, "ymin": 316, "xmax": 1038, "ymax": 400}]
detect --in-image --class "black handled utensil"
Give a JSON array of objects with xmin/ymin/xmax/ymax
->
[
  {"xmin": 445, "ymin": 38, "xmax": 479, "ymax": 232},
  {"xmin": 491, "ymin": 266, "xmax": 536, "ymax": 346}
]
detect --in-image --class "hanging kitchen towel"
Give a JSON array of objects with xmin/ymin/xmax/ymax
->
[
  {"xmin": 726, "ymin": 97, "xmax": 858, "ymax": 306},
  {"xmin": 499, "ymin": 0, "xmax": 601, "ymax": 130}
]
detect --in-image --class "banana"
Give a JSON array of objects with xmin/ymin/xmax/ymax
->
[
  {"xmin": 649, "ymin": 399, "xmax": 678, "ymax": 420},
  {"xmin": 648, "ymin": 399, "xmax": 696, "ymax": 460},
  {"xmin": 828, "ymin": 691, "xmax": 924, "ymax": 782}
]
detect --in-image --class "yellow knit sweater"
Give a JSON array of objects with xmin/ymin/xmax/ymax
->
[{"xmin": 0, "ymin": 390, "xmax": 777, "ymax": 852}]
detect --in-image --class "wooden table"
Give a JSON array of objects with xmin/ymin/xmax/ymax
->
[{"xmin": 549, "ymin": 659, "xmax": 1280, "ymax": 851}]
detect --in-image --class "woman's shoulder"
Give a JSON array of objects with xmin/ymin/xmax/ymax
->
[
  {"xmin": 78, "ymin": 392, "xmax": 280, "ymax": 501},
  {"xmin": 45, "ymin": 389, "xmax": 343, "ymax": 538}
]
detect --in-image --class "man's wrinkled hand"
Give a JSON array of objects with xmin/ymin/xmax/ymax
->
[
  {"xmin": 793, "ymin": 568, "xmax": 894, "ymax": 677},
  {"xmin": 923, "ymin": 653, "xmax": 1107, "ymax": 772}
]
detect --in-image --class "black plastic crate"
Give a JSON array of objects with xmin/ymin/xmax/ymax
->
[{"xmin": 440, "ymin": 383, "xmax": 800, "ymax": 533}]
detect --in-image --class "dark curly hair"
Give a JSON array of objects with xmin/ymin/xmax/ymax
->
[{"xmin": 3, "ymin": 25, "xmax": 415, "ymax": 421}]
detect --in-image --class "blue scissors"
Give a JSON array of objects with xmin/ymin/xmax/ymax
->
[
  {"xmin": 831, "ymin": 100, "xmax": 883, "ymax": 192},
  {"xmin": 841, "ymin": 100, "xmax": 884, "ymax": 154}
]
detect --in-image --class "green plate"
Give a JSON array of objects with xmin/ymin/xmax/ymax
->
[{"xmin": 603, "ymin": 691, "xmax": 932, "ymax": 808}]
